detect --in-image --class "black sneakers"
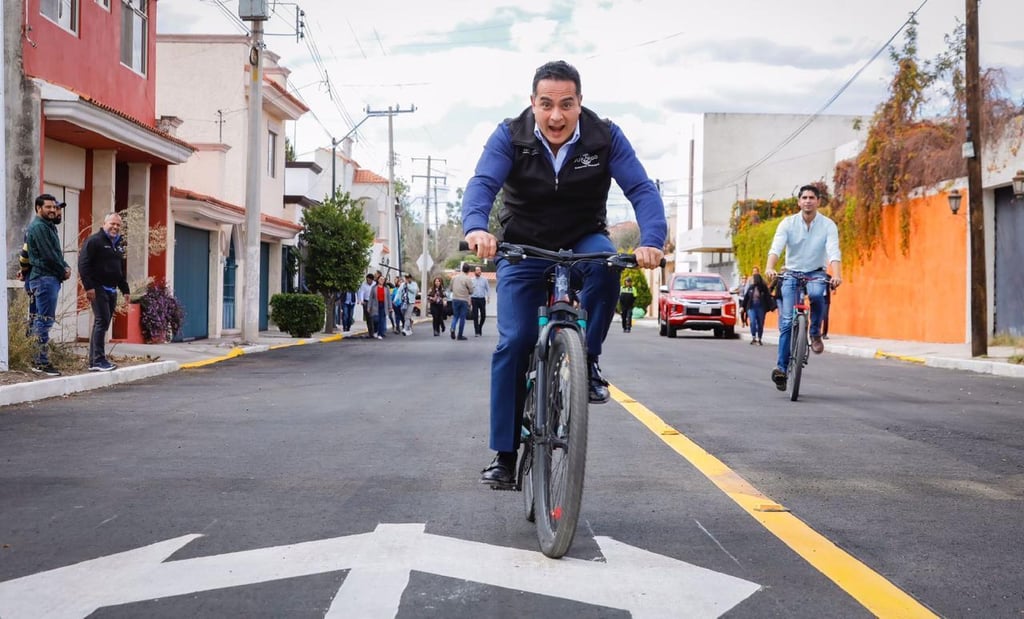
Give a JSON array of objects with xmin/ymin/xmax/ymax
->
[
  {"xmin": 31, "ymin": 363, "xmax": 61, "ymax": 377},
  {"xmin": 771, "ymin": 367, "xmax": 787, "ymax": 391}
]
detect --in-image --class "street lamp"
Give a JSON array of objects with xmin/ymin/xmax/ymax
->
[
  {"xmin": 1012, "ymin": 170, "xmax": 1024, "ymax": 201},
  {"xmin": 948, "ymin": 188, "xmax": 962, "ymax": 214}
]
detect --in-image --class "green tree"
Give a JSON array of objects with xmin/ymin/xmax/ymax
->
[{"xmin": 300, "ymin": 190, "xmax": 375, "ymax": 333}]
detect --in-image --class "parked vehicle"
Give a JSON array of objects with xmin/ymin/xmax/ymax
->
[{"xmin": 657, "ymin": 272, "xmax": 738, "ymax": 338}]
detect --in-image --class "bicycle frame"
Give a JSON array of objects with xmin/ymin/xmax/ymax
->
[{"xmin": 781, "ymin": 272, "xmax": 829, "ymax": 401}]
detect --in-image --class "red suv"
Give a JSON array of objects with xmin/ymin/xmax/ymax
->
[{"xmin": 657, "ymin": 272, "xmax": 737, "ymax": 338}]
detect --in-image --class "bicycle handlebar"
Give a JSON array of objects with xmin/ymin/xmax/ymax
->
[{"xmin": 458, "ymin": 241, "xmax": 666, "ymax": 269}]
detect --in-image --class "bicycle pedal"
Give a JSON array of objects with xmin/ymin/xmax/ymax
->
[{"xmin": 486, "ymin": 481, "xmax": 519, "ymax": 491}]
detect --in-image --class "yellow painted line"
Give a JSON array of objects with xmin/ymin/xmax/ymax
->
[
  {"xmin": 875, "ymin": 350, "xmax": 926, "ymax": 364},
  {"xmin": 609, "ymin": 384, "xmax": 938, "ymax": 619},
  {"xmin": 180, "ymin": 347, "xmax": 246, "ymax": 369}
]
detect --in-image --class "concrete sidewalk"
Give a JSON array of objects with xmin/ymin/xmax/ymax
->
[{"xmin": 3, "ymin": 318, "xmax": 1022, "ymax": 409}]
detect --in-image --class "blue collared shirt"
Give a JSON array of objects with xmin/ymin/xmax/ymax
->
[
  {"xmin": 769, "ymin": 212, "xmax": 841, "ymax": 272},
  {"xmin": 533, "ymin": 120, "xmax": 582, "ymax": 174}
]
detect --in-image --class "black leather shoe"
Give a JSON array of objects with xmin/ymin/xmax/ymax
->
[
  {"xmin": 480, "ymin": 454, "xmax": 515, "ymax": 486},
  {"xmin": 588, "ymin": 361, "xmax": 610, "ymax": 404}
]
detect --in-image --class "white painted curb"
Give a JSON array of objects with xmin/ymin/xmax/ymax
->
[{"xmin": 0, "ymin": 361, "xmax": 180, "ymax": 408}]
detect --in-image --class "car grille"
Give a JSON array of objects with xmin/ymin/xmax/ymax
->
[{"xmin": 684, "ymin": 307, "xmax": 722, "ymax": 317}]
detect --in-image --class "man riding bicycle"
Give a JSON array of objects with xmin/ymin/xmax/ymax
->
[
  {"xmin": 462, "ymin": 60, "xmax": 666, "ymax": 486},
  {"xmin": 764, "ymin": 184, "xmax": 843, "ymax": 391}
]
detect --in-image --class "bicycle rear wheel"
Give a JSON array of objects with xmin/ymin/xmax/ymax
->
[
  {"xmin": 532, "ymin": 327, "xmax": 589, "ymax": 558},
  {"xmin": 520, "ymin": 372, "xmax": 536, "ymax": 522},
  {"xmin": 789, "ymin": 312, "xmax": 807, "ymax": 401}
]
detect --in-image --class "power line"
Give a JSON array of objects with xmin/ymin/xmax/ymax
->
[{"xmin": 697, "ymin": 0, "xmax": 929, "ymax": 198}]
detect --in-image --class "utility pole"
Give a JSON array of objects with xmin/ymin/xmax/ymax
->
[
  {"xmin": 0, "ymin": 2, "xmax": 9, "ymax": 370},
  {"xmin": 965, "ymin": 0, "xmax": 987, "ymax": 357},
  {"xmin": 412, "ymin": 157, "xmax": 447, "ymax": 307},
  {"xmin": 239, "ymin": 1, "xmax": 269, "ymax": 343},
  {"xmin": 366, "ymin": 105, "xmax": 415, "ymax": 271}
]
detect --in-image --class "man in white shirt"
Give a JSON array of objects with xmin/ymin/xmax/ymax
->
[
  {"xmin": 470, "ymin": 266, "xmax": 490, "ymax": 337},
  {"xmin": 764, "ymin": 185, "xmax": 843, "ymax": 391},
  {"xmin": 356, "ymin": 273, "xmax": 375, "ymax": 336}
]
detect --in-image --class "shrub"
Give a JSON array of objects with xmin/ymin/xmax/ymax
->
[
  {"xmin": 269, "ymin": 293, "xmax": 325, "ymax": 337},
  {"xmin": 139, "ymin": 282, "xmax": 185, "ymax": 343}
]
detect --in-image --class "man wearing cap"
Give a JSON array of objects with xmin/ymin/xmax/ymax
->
[
  {"xmin": 619, "ymin": 276, "xmax": 637, "ymax": 333},
  {"xmin": 26, "ymin": 194, "xmax": 71, "ymax": 376}
]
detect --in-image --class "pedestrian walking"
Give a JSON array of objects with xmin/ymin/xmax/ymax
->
[
  {"xmin": 427, "ymin": 277, "xmax": 447, "ymax": 336},
  {"xmin": 400, "ymin": 273, "xmax": 419, "ymax": 335},
  {"xmin": 470, "ymin": 266, "xmax": 490, "ymax": 337},
  {"xmin": 357, "ymin": 274, "xmax": 375, "ymax": 336},
  {"xmin": 740, "ymin": 272, "xmax": 773, "ymax": 345},
  {"xmin": 449, "ymin": 263, "xmax": 473, "ymax": 340},
  {"xmin": 26, "ymin": 194, "xmax": 71, "ymax": 376},
  {"xmin": 78, "ymin": 212, "xmax": 130, "ymax": 372},
  {"xmin": 619, "ymin": 277, "xmax": 636, "ymax": 332}
]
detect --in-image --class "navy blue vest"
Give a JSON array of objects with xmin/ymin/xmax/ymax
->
[{"xmin": 499, "ymin": 106, "xmax": 613, "ymax": 250}]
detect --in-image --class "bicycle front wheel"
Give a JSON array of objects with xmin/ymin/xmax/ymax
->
[
  {"xmin": 789, "ymin": 312, "xmax": 807, "ymax": 401},
  {"xmin": 532, "ymin": 327, "xmax": 589, "ymax": 558}
]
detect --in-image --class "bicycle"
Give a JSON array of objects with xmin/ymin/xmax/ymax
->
[
  {"xmin": 463, "ymin": 241, "xmax": 647, "ymax": 558},
  {"xmin": 779, "ymin": 272, "xmax": 831, "ymax": 402}
]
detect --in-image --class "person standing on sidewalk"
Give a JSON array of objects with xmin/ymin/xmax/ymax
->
[
  {"xmin": 26, "ymin": 194, "xmax": 71, "ymax": 376},
  {"xmin": 765, "ymin": 184, "xmax": 842, "ymax": 391},
  {"xmin": 427, "ymin": 277, "xmax": 447, "ymax": 336},
  {"xmin": 470, "ymin": 265, "xmax": 490, "ymax": 337},
  {"xmin": 78, "ymin": 212, "xmax": 130, "ymax": 372},
  {"xmin": 618, "ymin": 277, "xmax": 636, "ymax": 333},
  {"xmin": 449, "ymin": 263, "xmax": 473, "ymax": 340}
]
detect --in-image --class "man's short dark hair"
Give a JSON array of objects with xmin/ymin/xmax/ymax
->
[
  {"xmin": 798, "ymin": 185, "xmax": 821, "ymax": 199},
  {"xmin": 462, "ymin": 263, "xmax": 473, "ymax": 274},
  {"xmin": 533, "ymin": 60, "xmax": 581, "ymax": 97},
  {"xmin": 35, "ymin": 193, "xmax": 58, "ymax": 209}
]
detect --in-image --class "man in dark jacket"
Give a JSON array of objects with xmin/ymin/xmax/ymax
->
[
  {"xmin": 462, "ymin": 60, "xmax": 667, "ymax": 486},
  {"xmin": 26, "ymin": 194, "xmax": 71, "ymax": 376},
  {"xmin": 78, "ymin": 212, "xmax": 130, "ymax": 372}
]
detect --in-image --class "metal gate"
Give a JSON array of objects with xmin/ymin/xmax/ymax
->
[
  {"xmin": 994, "ymin": 186, "xmax": 1024, "ymax": 336},
  {"xmin": 173, "ymin": 224, "xmax": 210, "ymax": 341}
]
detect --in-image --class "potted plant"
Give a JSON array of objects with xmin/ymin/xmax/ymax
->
[{"xmin": 138, "ymin": 281, "xmax": 185, "ymax": 343}]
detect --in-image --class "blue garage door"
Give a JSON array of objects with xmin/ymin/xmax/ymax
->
[
  {"xmin": 994, "ymin": 186, "xmax": 1024, "ymax": 336},
  {"xmin": 174, "ymin": 224, "xmax": 210, "ymax": 341}
]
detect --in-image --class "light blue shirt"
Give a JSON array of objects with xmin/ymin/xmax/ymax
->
[
  {"xmin": 471, "ymin": 275, "xmax": 490, "ymax": 298},
  {"xmin": 768, "ymin": 212, "xmax": 841, "ymax": 272},
  {"xmin": 533, "ymin": 119, "xmax": 582, "ymax": 174}
]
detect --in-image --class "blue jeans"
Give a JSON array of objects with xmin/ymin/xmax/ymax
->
[
  {"xmin": 376, "ymin": 301, "xmax": 388, "ymax": 338},
  {"xmin": 776, "ymin": 270, "xmax": 827, "ymax": 372},
  {"xmin": 341, "ymin": 303, "xmax": 354, "ymax": 331},
  {"xmin": 29, "ymin": 276, "xmax": 61, "ymax": 365},
  {"xmin": 489, "ymin": 233, "xmax": 618, "ymax": 453},
  {"xmin": 748, "ymin": 304, "xmax": 765, "ymax": 340},
  {"xmin": 450, "ymin": 300, "xmax": 469, "ymax": 337}
]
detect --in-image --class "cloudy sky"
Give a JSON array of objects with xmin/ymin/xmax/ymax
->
[{"xmin": 159, "ymin": 0, "xmax": 1024, "ymax": 223}]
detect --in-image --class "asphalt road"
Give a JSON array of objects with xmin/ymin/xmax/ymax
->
[{"xmin": 0, "ymin": 326, "xmax": 1021, "ymax": 618}]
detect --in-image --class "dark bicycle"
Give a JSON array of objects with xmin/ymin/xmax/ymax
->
[
  {"xmin": 463, "ymin": 241, "xmax": 648, "ymax": 558},
  {"xmin": 780, "ymin": 272, "xmax": 831, "ymax": 401}
]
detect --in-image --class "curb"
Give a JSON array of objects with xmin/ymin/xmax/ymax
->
[{"xmin": 0, "ymin": 361, "xmax": 179, "ymax": 408}]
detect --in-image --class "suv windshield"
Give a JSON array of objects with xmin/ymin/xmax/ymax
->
[{"xmin": 674, "ymin": 276, "xmax": 726, "ymax": 292}]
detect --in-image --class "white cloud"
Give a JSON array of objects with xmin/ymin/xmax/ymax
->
[{"xmin": 159, "ymin": 0, "xmax": 1023, "ymax": 218}]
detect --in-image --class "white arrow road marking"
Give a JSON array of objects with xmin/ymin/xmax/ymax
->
[{"xmin": 0, "ymin": 524, "xmax": 760, "ymax": 618}]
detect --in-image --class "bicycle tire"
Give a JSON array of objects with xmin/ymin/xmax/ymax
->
[
  {"xmin": 532, "ymin": 327, "xmax": 589, "ymax": 558},
  {"xmin": 789, "ymin": 312, "xmax": 807, "ymax": 401},
  {"xmin": 520, "ymin": 376, "xmax": 536, "ymax": 522}
]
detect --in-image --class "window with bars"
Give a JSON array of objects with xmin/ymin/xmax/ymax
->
[
  {"xmin": 120, "ymin": 0, "xmax": 147, "ymax": 74},
  {"xmin": 40, "ymin": 0, "xmax": 78, "ymax": 33}
]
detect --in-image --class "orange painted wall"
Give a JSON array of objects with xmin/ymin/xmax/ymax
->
[{"xmin": 765, "ymin": 191, "xmax": 968, "ymax": 343}]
